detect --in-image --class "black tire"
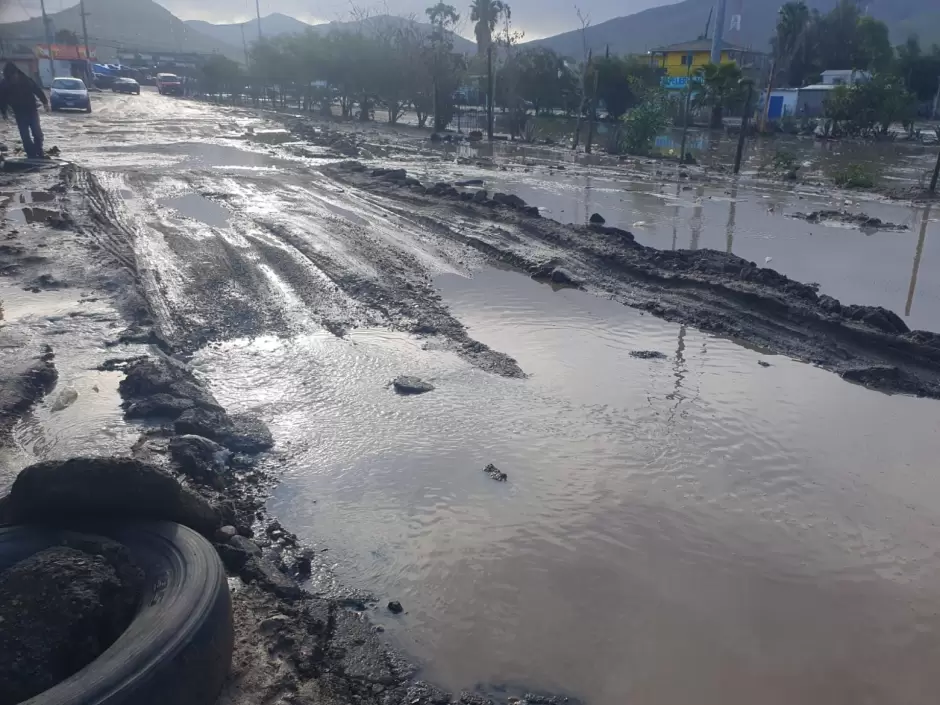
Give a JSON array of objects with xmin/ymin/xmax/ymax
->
[
  {"xmin": 85, "ymin": 105, "xmax": 92, "ymax": 114},
  {"xmin": 0, "ymin": 521, "xmax": 233, "ymax": 705}
]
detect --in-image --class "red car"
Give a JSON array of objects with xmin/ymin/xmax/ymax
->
[{"xmin": 156, "ymin": 73, "xmax": 183, "ymax": 96}]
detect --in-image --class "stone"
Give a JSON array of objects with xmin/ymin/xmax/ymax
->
[
  {"xmin": 0, "ymin": 546, "xmax": 141, "ymax": 705},
  {"xmin": 468, "ymin": 131, "xmax": 483, "ymax": 141},
  {"xmin": 173, "ymin": 406, "xmax": 232, "ymax": 440},
  {"xmin": 454, "ymin": 179, "xmax": 484, "ymax": 187},
  {"xmin": 492, "ymin": 193, "xmax": 527, "ymax": 209},
  {"xmin": 472, "ymin": 189, "xmax": 488, "ymax": 203},
  {"xmin": 260, "ymin": 614, "xmax": 292, "ymax": 634},
  {"xmin": 380, "ymin": 169, "xmax": 408, "ymax": 182},
  {"xmin": 0, "ymin": 354, "xmax": 57, "ymax": 433},
  {"xmin": 123, "ymin": 393, "xmax": 194, "ymax": 420},
  {"xmin": 758, "ymin": 360, "xmax": 771, "ymax": 368},
  {"xmin": 483, "ymin": 464, "xmax": 508, "ymax": 482},
  {"xmin": 5, "ymin": 457, "xmax": 221, "ymax": 537},
  {"xmin": 387, "ymin": 601, "xmax": 404, "ymax": 614},
  {"xmin": 240, "ymin": 557, "xmax": 304, "ymax": 600},
  {"xmin": 119, "ymin": 358, "xmax": 218, "ymax": 411},
  {"xmin": 392, "ymin": 376, "xmax": 435, "ymax": 395},
  {"xmin": 224, "ymin": 413, "xmax": 275, "ymax": 454},
  {"xmin": 629, "ymin": 350, "xmax": 668, "ymax": 360},
  {"xmin": 216, "ymin": 525, "xmax": 238, "ymax": 542},
  {"xmin": 549, "ymin": 268, "xmax": 579, "ymax": 286},
  {"xmin": 589, "ymin": 213, "xmax": 606, "ymax": 224},
  {"xmin": 429, "ymin": 133, "xmax": 443, "ymax": 142},
  {"xmin": 231, "ymin": 535, "xmax": 263, "ymax": 557},
  {"xmin": 169, "ymin": 435, "xmax": 231, "ymax": 488},
  {"xmin": 523, "ymin": 206, "xmax": 541, "ymax": 217}
]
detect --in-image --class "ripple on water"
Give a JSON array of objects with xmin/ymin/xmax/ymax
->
[{"xmin": 193, "ymin": 267, "xmax": 940, "ymax": 705}]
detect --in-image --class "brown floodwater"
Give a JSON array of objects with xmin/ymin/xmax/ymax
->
[{"xmin": 196, "ymin": 267, "xmax": 940, "ymax": 705}]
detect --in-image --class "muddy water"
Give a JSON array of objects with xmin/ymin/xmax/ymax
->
[
  {"xmin": 195, "ymin": 267, "xmax": 940, "ymax": 705},
  {"xmin": 30, "ymin": 93, "xmax": 940, "ymax": 703}
]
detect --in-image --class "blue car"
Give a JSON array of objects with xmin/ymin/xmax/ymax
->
[{"xmin": 50, "ymin": 77, "xmax": 91, "ymax": 113}]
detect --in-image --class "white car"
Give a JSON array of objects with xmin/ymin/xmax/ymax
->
[{"xmin": 50, "ymin": 77, "xmax": 91, "ymax": 113}]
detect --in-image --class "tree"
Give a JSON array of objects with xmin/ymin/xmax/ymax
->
[
  {"xmin": 513, "ymin": 47, "xmax": 566, "ymax": 114},
  {"xmin": 695, "ymin": 62, "xmax": 746, "ymax": 128},
  {"xmin": 470, "ymin": 0, "xmax": 508, "ymax": 55},
  {"xmin": 426, "ymin": 3, "xmax": 462, "ymax": 130},
  {"xmin": 617, "ymin": 89, "xmax": 670, "ymax": 155},
  {"xmin": 854, "ymin": 16, "xmax": 893, "ymax": 73},
  {"xmin": 896, "ymin": 35, "xmax": 940, "ymax": 103},
  {"xmin": 824, "ymin": 74, "xmax": 916, "ymax": 135},
  {"xmin": 55, "ymin": 29, "xmax": 80, "ymax": 46},
  {"xmin": 773, "ymin": 1, "xmax": 811, "ymax": 87},
  {"xmin": 200, "ymin": 55, "xmax": 243, "ymax": 102}
]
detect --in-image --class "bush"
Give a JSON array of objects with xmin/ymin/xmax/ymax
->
[
  {"xmin": 615, "ymin": 93, "xmax": 670, "ymax": 156},
  {"xmin": 832, "ymin": 163, "xmax": 877, "ymax": 188}
]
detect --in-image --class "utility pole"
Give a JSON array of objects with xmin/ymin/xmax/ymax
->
[
  {"xmin": 39, "ymin": 0, "xmax": 54, "ymax": 88},
  {"xmin": 256, "ymin": 0, "xmax": 263, "ymax": 41},
  {"xmin": 487, "ymin": 44, "xmax": 494, "ymax": 140},
  {"xmin": 79, "ymin": 0, "xmax": 93, "ymax": 84},
  {"xmin": 710, "ymin": 0, "xmax": 727, "ymax": 64},
  {"xmin": 932, "ymin": 76, "xmax": 940, "ymax": 120},
  {"xmin": 733, "ymin": 79, "xmax": 754, "ymax": 174},
  {"xmin": 678, "ymin": 52, "xmax": 694, "ymax": 163},
  {"xmin": 241, "ymin": 22, "xmax": 250, "ymax": 67}
]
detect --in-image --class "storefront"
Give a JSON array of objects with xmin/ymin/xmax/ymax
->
[{"xmin": 33, "ymin": 44, "xmax": 97, "ymax": 88}]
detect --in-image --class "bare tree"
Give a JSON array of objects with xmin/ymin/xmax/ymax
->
[{"xmin": 572, "ymin": 7, "xmax": 592, "ymax": 150}]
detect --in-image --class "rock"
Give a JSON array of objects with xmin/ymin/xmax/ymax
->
[
  {"xmin": 589, "ymin": 213, "xmax": 606, "ymax": 224},
  {"xmin": 550, "ymin": 268, "xmax": 579, "ymax": 286},
  {"xmin": 260, "ymin": 614, "xmax": 292, "ymax": 634},
  {"xmin": 123, "ymin": 393, "xmax": 195, "ymax": 420},
  {"xmin": 0, "ymin": 546, "xmax": 141, "ymax": 705},
  {"xmin": 169, "ymin": 435, "xmax": 231, "ymax": 488},
  {"xmin": 483, "ymin": 463, "xmax": 508, "ymax": 482},
  {"xmin": 119, "ymin": 358, "xmax": 218, "ymax": 412},
  {"xmin": 380, "ymin": 169, "xmax": 408, "ymax": 182},
  {"xmin": 429, "ymin": 133, "xmax": 443, "ymax": 142},
  {"xmin": 216, "ymin": 525, "xmax": 238, "ymax": 542},
  {"xmin": 841, "ymin": 305, "xmax": 909, "ymax": 335},
  {"xmin": 387, "ymin": 601, "xmax": 404, "ymax": 614},
  {"xmin": 50, "ymin": 387, "xmax": 78, "ymax": 412},
  {"xmin": 5, "ymin": 457, "xmax": 221, "ymax": 537},
  {"xmin": 468, "ymin": 131, "xmax": 484, "ymax": 141},
  {"xmin": 173, "ymin": 406, "xmax": 232, "ymax": 439},
  {"xmin": 629, "ymin": 350, "xmax": 668, "ymax": 360},
  {"xmin": 224, "ymin": 413, "xmax": 275, "ymax": 454},
  {"xmin": 454, "ymin": 179, "xmax": 484, "ymax": 187},
  {"xmin": 758, "ymin": 360, "xmax": 772, "ymax": 368},
  {"xmin": 392, "ymin": 376, "xmax": 435, "ymax": 395},
  {"xmin": 472, "ymin": 189, "xmax": 488, "ymax": 203},
  {"xmin": 0, "ymin": 353, "xmax": 57, "ymax": 432},
  {"xmin": 523, "ymin": 206, "xmax": 541, "ymax": 217},
  {"xmin": 240, "ymin": 557, "xmax": 304, "ymax": 600},
  {"xmin": 493, "ymin": 193, "xmax": 527, "ymax": 209},
  {"xmin": 215, "ymin": 542, "xmax": 252, "ymax": 572},
  {"xmin": 231, "ymin": 534, "xmax": 262, "ymax": 555}
]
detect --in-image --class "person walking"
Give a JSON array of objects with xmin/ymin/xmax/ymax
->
[{"xmin": 0, "ymin": 63, "xmax": 50, "ymax": 159}]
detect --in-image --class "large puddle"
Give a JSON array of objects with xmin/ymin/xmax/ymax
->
[{"xmin": 195, "ymin": 267, "xmax": 940, "ymax": 705}]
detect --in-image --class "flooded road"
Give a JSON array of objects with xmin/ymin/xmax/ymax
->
[{"xmin": 26, "ymin": 91, "xmax": 940, "ymax": 703}]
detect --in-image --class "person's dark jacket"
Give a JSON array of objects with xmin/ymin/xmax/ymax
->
[{"xmin": 0, "ymin": 70, "xmax": 48, "ymax": 118}]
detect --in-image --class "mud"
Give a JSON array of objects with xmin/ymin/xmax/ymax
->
[
  {"xmin": 324, "ymin": 162, "xmax": 940, "ymax": 399},
  {"xmin": 791, "ymin": 209, "xmax": 909, "ymax": 231}
]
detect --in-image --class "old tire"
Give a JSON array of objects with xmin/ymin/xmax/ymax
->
[{"xmin": 0, "ymin": 521, "xmax": 233, "ymax": 705}]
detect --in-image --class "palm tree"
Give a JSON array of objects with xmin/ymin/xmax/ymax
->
[
  {"xmin": 695, "ymin": 62, "xmax": 746, "ymax": 128},
  {"xmin": 774, "ymin": 1, "xmax": 810, "ymax": 64},
  {"xmin": 470, "ymin": 0, "xmax": 509, "ymax": 55}
]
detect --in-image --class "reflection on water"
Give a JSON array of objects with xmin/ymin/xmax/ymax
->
[{"xmin": 196, "ymin": 267, "xmax": 940, "ymax": 705}]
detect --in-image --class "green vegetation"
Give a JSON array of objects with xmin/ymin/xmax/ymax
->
[
  {"xmin": 832, "ymin": 163, "xmax": 878, "ymax": 188},
  {"xmin": 614, "ymin": 89, "xmax": 670, "ymax": 156},
  {"xmin": 824, "ymin": 76, "xmax": 917, "ymax": 136},
  {"xmin": 694, "ymin": 62, "xmax": 747, "ymax": 129}
]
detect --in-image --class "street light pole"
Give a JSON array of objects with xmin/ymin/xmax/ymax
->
[
  {"xmin": 256, "ymin": 0, "xmax": 263, "ymax": 41},
  {"xmin": 733, "ymin": 79, "xmax": 754, "ymax": 175},
  {"xmin": 79, "ymin": 0, "xmax": 93, "ymax": 84},
  {"xmin": 678, "ymin": 52, "xmax": 694, "ymax": 163},
  {"xmin": 39, "ymin": 0, "xmax": 54, "ymax": 87}
]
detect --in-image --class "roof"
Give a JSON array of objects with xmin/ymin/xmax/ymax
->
[
  {"xmin": 650, "ymin": 39, "xmax": 755, "ymax": 53},
  {"xmin": 800, "ymin": 84, "xmax": 838, "ymax": 91}
]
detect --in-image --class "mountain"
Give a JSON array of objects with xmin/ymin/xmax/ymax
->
[
  {"xmin": 0, "ymin": 0, "xmax": 241, "ymax": 62},
  {"xmin": 185, "ymin": 13, "xmax": 478, "ymax": 55},
  {"xmin": 527, "ymin": 0, "xmax": 940, "ymax": 59},
  {"xmin": 185, "ymin": 13, "xmax": 313, "ymax": 46}
]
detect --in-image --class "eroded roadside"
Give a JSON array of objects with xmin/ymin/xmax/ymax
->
[{"xmin": 0, "ymin": 163, "xmax": 562, "ymax": 705}]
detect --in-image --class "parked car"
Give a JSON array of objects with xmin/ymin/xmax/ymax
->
[
  {"xmin": 112, "ymin": 77, "xmax": 141, "ymax": 95},
  {"xmin": 155, "ymin": 73, "xmax": 183, "ymax": 96},
  {"xmin": 93, "ymin": 73, "xmax": 117, "ymax": 89},
  {"xmin": 50, "ymin": 77, "xmax": 91, "ymax": 113}
]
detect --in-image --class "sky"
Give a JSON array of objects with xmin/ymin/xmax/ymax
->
[{"xmin": 0, "ymin": 0, "xmax": 675, "ymax": 40}]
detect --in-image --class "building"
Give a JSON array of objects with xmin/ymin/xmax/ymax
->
[
  {"xmin": 0, "ymin": 43, "xmax": 96, "ymax": 88},
  {"xmin": 648, "ymin": 39, "xmax": 767, "ymax": 90},
  {"xmin": 764, "ymin": 69, "xmax": 873, "ymax": 119}
]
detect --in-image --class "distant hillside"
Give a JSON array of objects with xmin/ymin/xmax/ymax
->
[
  {"xmin": 527, "ymin": 0, "xmax": 939, "ymax": 58},
  {"xmin": 186, "ymin": 13, "xmax": 478, "ymax": 55},
  {"xmin": 0, "ymin": 0, "xmax": 241, "ymax": 62},
  {"xmin": 185, "ymin": 13, "xmax": 313, "ymax": 46}
]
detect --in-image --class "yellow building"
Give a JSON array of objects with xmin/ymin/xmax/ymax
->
[{"xmin": 648, "ymin": 39, "xmax": 766, "ymax": 90}]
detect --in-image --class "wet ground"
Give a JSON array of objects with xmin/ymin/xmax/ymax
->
[{"xmin": 7, "ymin": 90, "xmax": 940, "ymax": 704}]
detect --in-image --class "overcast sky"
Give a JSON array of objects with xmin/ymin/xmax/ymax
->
[{"xmin": 0, "ymin": 0, "xmax": 674, "ymax": 40}]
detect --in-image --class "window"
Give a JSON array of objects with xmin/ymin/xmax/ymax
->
[
  {"xmin": 681, "ymin": 55, "xmax": 691, "ymax": 65},
  {"xmin": 52, "ymin": 78, "xmax": 84, "ymax": 90}
]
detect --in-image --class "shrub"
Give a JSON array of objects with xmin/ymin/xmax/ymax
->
[
  {"xmin": 615, "ymin": 93, "xmax": 670, "ymax": 156},
  {"xmin": 832, "ymin": 163, "xmax": 877, "ymax": 188}
]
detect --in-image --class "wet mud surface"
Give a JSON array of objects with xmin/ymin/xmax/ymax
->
[{"xmin": 3, "ymin": 91, "xmax": 940, "ymax": 705}]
